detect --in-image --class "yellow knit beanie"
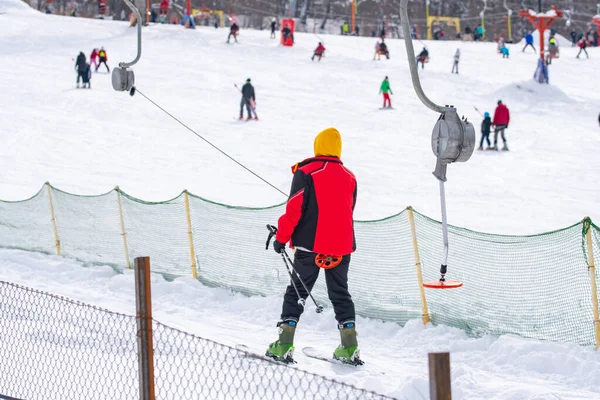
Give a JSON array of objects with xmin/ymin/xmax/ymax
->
[{"xmin": 313, "ymin": 127, "xmax": 342, "ymax": 158}]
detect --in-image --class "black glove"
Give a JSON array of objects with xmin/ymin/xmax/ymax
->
[{"xmin": 273, "ymin": 240, "xmax": 286, "ymax": 254}]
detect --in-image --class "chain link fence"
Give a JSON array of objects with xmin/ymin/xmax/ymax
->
[
  {"xmin": 0, "ymin": 280, "xmax": 397, "ymax": 400},
  {"xmin": 0, "ymin": 183, "xmax": 598, "ymax": 347}
]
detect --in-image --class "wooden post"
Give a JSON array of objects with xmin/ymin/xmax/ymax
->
[
  {"xmin": 46, "ymin": 182, "xmax": 61, "ymax": 256},
  {"xmin": 407, "ymin": 207, "xmax": 431, "ymax": 325},
  {"xmin": 584, "ymin": 218, "xmax": 600, "ymax": 349},
  {"xmin": 183, "ymin": 191, "xmax": 198, "ymax": 279},
  {"xmin": 116, "ymin": 187, "xmax": 131, "ymax": 269},
  {"xmin": 429, "ymin": 352, "xmax": 451, "ymax": 400},
  {"xmin": 135, "ymin": 257, "xmax": 156, "ymax": 400}
]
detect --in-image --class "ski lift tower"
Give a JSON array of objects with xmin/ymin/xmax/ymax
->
[{"xmin": 519, "ymin": 5, "xmax": 563, "ymax": 83}]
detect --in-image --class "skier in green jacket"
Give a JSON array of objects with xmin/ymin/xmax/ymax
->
[{"xmin": 379, "ymin": 76, "xmax": 393, "ymax": 108}]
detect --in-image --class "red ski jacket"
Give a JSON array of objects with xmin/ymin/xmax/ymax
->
[
  {"xmin": 315, "ymin": 44, "xmax": 325, "ymax": 54},
  {"xmin": 493, "ymin": 104, "xmax": 510, "ymax": 126},
  {"xmin": 276, "ymin": 156, "xmax": 357, "ymax": 256}
]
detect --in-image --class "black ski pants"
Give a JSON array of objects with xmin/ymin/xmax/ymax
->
[
  {"xmin": 97, "ymin": 58, "xmax": 109, "ymax": 72},
  {"xmin": 76, "ymin": 70, "xmax": 86, "ymax": 84},
  {"xmin": 240, "ymin": 98, "xmax": 252, "ymax": 118},
  {"xmin": 281, "ymin": 250, "xmax": 355, "ymax": 324},
  {"xmin": 494, "ymin": 124, "xmax": 507, "ymax": 145},
  {"xmin": 522, "ymin": 43, "xmax": 536, "ymax": 52}
]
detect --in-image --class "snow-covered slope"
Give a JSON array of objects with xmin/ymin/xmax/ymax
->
[
  {"xmin": 0, "ymin": 0, "xmax": 598, "ymax": 235},
  {"xmin": 3, "ymin": 248, "xmax": 600, "ymax": 400},
  {"xmin": 1, "ymin": 3, "xmax": 600, "ymax": 398}
]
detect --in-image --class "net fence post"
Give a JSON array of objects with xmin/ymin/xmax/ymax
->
[
  {"xmin": 45, "ymin": 182, "xmax": 61, "ymax": 256},
  {"xmin": 429, "ymin": 352, "xmax": 451, "ymax": 399},
  {"xmin": 135, "ymin": 256, "xmax": 156, "ymax": 400},
  {"xmin": 116, "ymin": 187, "xmax": 132, "ymax": 269},
  {"xmin": 584, "ymin": 217, "xmax": 600, "ymax": 349},
  {"xmin": 407, "ymin": 206, "xmax": 431, "ymax": 325},
  {"xmin": 183, "ymin": 190, "xmax": 198, "ymax": 279}
]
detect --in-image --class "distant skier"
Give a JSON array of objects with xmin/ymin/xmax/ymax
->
[
  {"xmin": 500, "ymin": 45, "xmax": 509, "ymax": 59},
  {"xmin": 478, "ymin": 112, "xmax": 492, "ymax": 150},
  {"xmin": 378, "ymin": 38, "xmax": 389, "ymax": 59},
  {"xmin": 417, "ymin": 47, "xmax": 429, "ymax": 69},
  {"xmin": 492, "ymin": 100, "xmax": 510, "ymax": 151},
  {"xmin": 239, "ymin": 78, "xmax": 257, "ymax": 120},
  {"xmin": 379, "ymin": 76, "xmax": 393, "ymax": 108},
  {"xmin": 81, "ymin": 63, "xmax": 92, "ymax": 89},
  {"xmin": 96, "ymin": 47, "xmax": 109, "ymax": 72},
  {"xmin": 270, "ymin": 18, "xmax": 277, "ymax": 39},
  {"xmin": 373, "ymin": 40, "xmax": 380, "ymax": 60},
  {"xmin": 576, "ymin": 38, "xmax": 589, "ymax": 59},
  {"xmin": 282, "ymin": 24, "xmax": 294, "ymax": 44},
  {"xmin": 522, "ymin": 32, "xmax": 536, "ymax": 53},
  {"xmin": 227, "ymin": 22, "xmax": 239, "ymax": 43},
  {"xmin": 74, "ymin": 51, "xmax": 87, "ymax": 88},
  {"xmin": 547, "ymin": 37, "xmax": 559, "ymax": 63},
  {"xmin": 312, "ymin": 42, "xmax": 326, "ymax": 61},
  {"xmin": 570, "ymin": 31, "xmax": 577, "ymax": 47},
  {"xmin": 451, "ymin": 48, "xmax": 460, "ymax": 74},
  {"xmin": 90, "ymin": 48, "xmax": 98, "ymax": 70},
  {"xmin": 266, "ymin": 127, "xmax": 361, "ymax": 366}
]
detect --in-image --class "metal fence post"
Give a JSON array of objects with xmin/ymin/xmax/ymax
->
[
  {"xmin": 116, "ymin": 187, "xmax": 132, "ymax": 269},
  {"xmin": 135, "ymin": 256, "xmax": 156, "ymax": 400},
  {"xmin": 183, "ymin": 191, "xmax": 198, "ymax": 279},
  {"xmin": 429, "ymin": 352, "xmax": 451, "ymax": 400},
  {"xmin": 584, "ymin": 217, "xmax": 600, "ymax": 349},
  {"xmin": 407, "ymin": 207, "xmax": 431, "ymax": 325},
  {"xmin": 45, "ymin": 182, "xmax": 61, "ymax": 256}
]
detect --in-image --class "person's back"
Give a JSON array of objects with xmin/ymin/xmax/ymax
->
[
  {"xmin": 481, "ymin": 116, "xmax": 491, "ymax": 134},
  {"xmin": 379, "ymin": 42, "xmax": 387, "ymax": 52},
  {"xmin": 76, "ymin": 52, "xmax": 86, "ymax": 70},
  {"xmin": 315, "ymin": 43, "xmax": 325, "ymax": 54},
  {"xmin": 278, "ymin": 129, "xmax": 356, "ymax": 256},
  {"xmin": 242, "ymin": 82, "xmax": 254, "ymax": 99},
  {"xmin": 526, "ymin": 33, "xmax": 533, "ymax": 44},
  {"xmin": 493, "ymin": 103, "xmax": 509, "ymax": 126}
]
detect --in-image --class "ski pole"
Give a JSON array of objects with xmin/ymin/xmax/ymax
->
[
  {"xmin": 473, "ymin": 106, "xmax": 484, "ymax": 118},
  {"xmin": 281, "ymin": 249, "xmax": 324, "ymax": 313},
  {"xmin": 266, "ymin": 225, "xmax": 324, "ymax": 313}
]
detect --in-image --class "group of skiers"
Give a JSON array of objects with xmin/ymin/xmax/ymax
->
[
  {"xmin": 479, "ymin": 100, "xmax": 511, "ymax": 151},
  {"xmin": 74, "ymin": 48, "xmax": 109, "ymax": 89}
]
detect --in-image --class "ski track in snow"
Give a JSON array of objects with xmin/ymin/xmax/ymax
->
[{"xmin": 1, "ymin": 1, "xmax": 600, "ymax": 398}]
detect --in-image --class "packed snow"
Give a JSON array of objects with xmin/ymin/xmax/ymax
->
[
  {"xmin": 1, "ymin": 1, "xmax": 600, "ymax": 399},
  {"xmin": 2, "ymin": 248, "xmax": 600, "ymax": 399}
]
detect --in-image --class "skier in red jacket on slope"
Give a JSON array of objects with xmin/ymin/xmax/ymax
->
[
  {"xmin": 312, "ymin": 42, "xmax": 326, "ymax": 61},
  {"xmin": 492, "ymin": 100, "xmax": 510, "ymax": 151},
  {"xmin": 266, "ymin": 127, "xmax": 361, "ymax": 366}
]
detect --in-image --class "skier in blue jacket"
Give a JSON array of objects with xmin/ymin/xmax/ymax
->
[{"xmin": 522, "ymin": 32, "xmax": 536, "ymax": 52}]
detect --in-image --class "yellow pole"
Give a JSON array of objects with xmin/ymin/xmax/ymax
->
[
  {"xmin": 507, "ymin": 11, "xmax": 512, "ymax": 41},
  {"xmin": 426, "ymin": 2, "xmax": 431, "ymax": 40},
  {"xmin": 481, "ymin": 16, "xmax": 485, "ymax": 40},
  {"xmin": 584, "ymin": 218, "xmax": 600, "ymax": 349},
  {"xmin": 46, "ymin": 182, "xmax": 61, "ymax": 256},
  {"xmin": 116, "ymin": 187, "xmax": 131, "ymax": 270},
  {"xmin": 184, "ymin": 191, "xmax": 198, "ymax": 279},
  {"xmin": 407, "ymin": 207, "xmax": 431, "ymax": 325}
]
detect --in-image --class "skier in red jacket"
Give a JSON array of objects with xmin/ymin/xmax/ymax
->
[
  {"xmin": 267, "ymin": 127, "xmax": 361, "ymax": 365},
  {"xmin": 492, "ymin": 100, "xmax": 510, "ymax": 151},
  {"xmin": 312, "ymin": 42, "xmax": 326, "ymax": 61}
]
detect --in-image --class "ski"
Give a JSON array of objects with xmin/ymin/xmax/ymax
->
[
  {"xmin": 302, "ymin": 347, "xmax": 365, "ymax": 368},
  {"xmin": 235, "ymin": 344, "xmax": 296, "ymax": 364},
  {"xmin": 378, "ymin": 107, "xmax": 395, "ymax": 110}
]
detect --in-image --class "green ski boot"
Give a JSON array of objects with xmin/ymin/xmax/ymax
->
[
  {"xmin": 333, "ymin": 320, "xmax": 364, "ymax": 366},
  {"xmin": 265, "ymin": 318, "xmax": 297, "ymax": 364}
]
